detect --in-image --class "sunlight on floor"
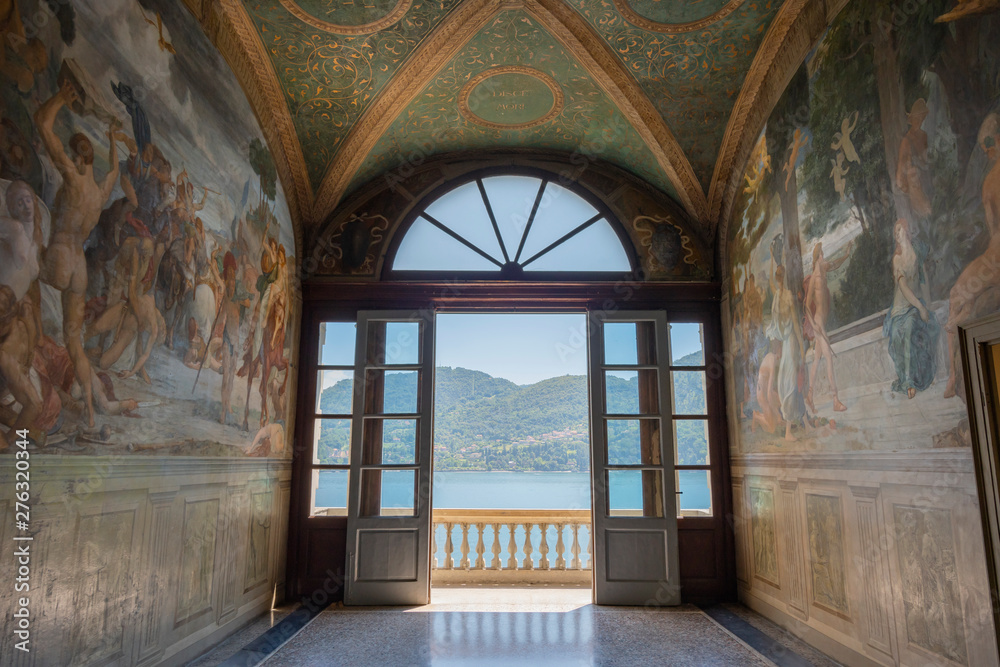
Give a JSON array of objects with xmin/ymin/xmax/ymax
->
[{"xmin": 399, "ymin": 586, "xmax": 593, "ymax": 613}]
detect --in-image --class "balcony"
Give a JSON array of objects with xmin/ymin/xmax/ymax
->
[{"xmin": 432, "ymin": 509, "xmax": 593, "ymax": 585}]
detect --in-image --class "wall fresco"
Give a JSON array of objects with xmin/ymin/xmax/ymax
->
[
  {"xmin": 0, "ymin": 0, "xmax": 297, "ymax": 456},
  {"xmin": 726, "ymin": 0, "xmax": 1000, "ymax": 453},
  {"xmin": 726, "ymin": 1, "xmax": 1000, "ymax": 663}
]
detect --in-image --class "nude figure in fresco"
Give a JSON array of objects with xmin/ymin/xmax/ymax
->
[
  {"xmin": 0, "ymin": 284, "xmax": 40, "ymax": 447},
  {"xmin": 87, "ymin": 236, "xmax": 156, "ymax": 376},
  {"xmin": 34, "ymin": 80, "xmax": 120, "ymax": 427},
  {"xmin": 831, "ymin": 111, "xmax": 860, "ymax": 164},
  {"xmin": 830, "ymin": 151, "xmax": 850, "ymax": 202},
  {"xmin": 0, "ymin": 181, "xmax": 40, "ymax": 300},
  {"xmin": 897, "ymin": 99, "xmax": 933, "ymax": 221},
  {"xmin": 751, "ymin": 339, "xmax": 781, "ymax": 434},
  {"xmin": 783, "ymin": 128, "xmax": 809, "ymax": 192},
  {"xmin": 944, "ymin": 114, "xmax": 1000, "ymax": 398},
  {"xmin": 804, "ymin": 241, "xmax": 852, "ymax": 412}
]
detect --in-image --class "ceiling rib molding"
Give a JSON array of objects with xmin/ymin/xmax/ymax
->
[
  {"xmin": 211, "ymin": 0, "xmax": 316, "ymax": 231},
  {"xmin": 529, "ymin": 0, "xmax": 707, "ymax": 223},
  {"xmin": 612, "ymin": 0, "xmax": 746, "ymax": 33},
  {"xmin": 711, "ymin": 0, "xmax": 850, "ymax": 267},
  {"xmin": 311, "ymin": 0, "xmax": 500, "ymax": 226},
  {"xmin": 275, "ymin": 0, "xmax": 414, "ymax": 34}
]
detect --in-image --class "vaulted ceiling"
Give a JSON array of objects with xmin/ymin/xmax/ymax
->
[{"xmin": 190, "ymin": 0, "xmax": 836, "ymax": 251}]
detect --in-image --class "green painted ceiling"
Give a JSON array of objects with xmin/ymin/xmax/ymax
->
[
  {"xmin": 566, "ymin": 0, "xmax": 780, "ymax": 190},
  {"xmin": 244, "ymin": 0, "xmax": 462, "ymax": 183},
  {"xmin": 238, "ymin": 0, "xmax": 787, "ymax": 218},
  {"xmin": 349, "ymin": 10, "xmax": 679, "ymax": 201}
]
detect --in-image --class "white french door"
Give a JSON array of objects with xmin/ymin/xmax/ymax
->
[
  {"xmin": 343, "ymin": 311, "xmax": 435, "ymax": 605},
  {"xmin": 587, "ymin": 311, "xmax": 681, "ymax": 605}
]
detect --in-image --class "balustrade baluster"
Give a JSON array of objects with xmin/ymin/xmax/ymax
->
[
  {"xmin": 555, "ymin": 523, "xmax": 566, "ymax": 570},
  {"xmin": 474, "ymin": 522, "xmax": 486, "ymax": 569},
  {"xmin": 506, "ymin": 523, "xmax": 518, "ymax": 569},
  {"xmin": 490, "ymin": 523, "xmax": 502, "ymax": 570},
  {"xmin": 570, "ymin": 523, "xmax": 582, "ymax": 570},
  {"xmin": 460, "ymin": 523, "xmax": 471, "ymax": 569},
  {"xmin": 538, "ymin": 523, "xmax": 550, "ymax": 570},
  {"xmin": 522, "ymin": 523, "xmax": 534, "ymax": 570},
  {"xmin": 585, "ymin": 525, "xmax": 594, "ymax": 571},
  {"xmin": 444, "ymin": 522, "xmax": 454, "ymax": 570},
  {"xmin": 431, "ymin": 524, "xmax": 438, "ymax": 569}
]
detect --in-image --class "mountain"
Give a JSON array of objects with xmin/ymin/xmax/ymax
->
[{"xmin": 315, "ymin": 351, "xmax": 707, "ymax": 471}]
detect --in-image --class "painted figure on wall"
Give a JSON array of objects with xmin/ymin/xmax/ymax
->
[
  {"xmin": 35, "ymin": 81, "xmax": 120, "ymax": 428},
  {"xmin": 944, "ymin": 113, "xmax": 1000, "ymax": 398},
  {"xmin": 885, "ymin": 219, "xmax": 938, "ymax": 398},
  {"xmin": 766, "ymin": 260, "xmax": 805, "ymax": 441},
  {"xmin": 727, "ymin": 0, "xmax": 1000, "ymax": 453},
  {"xmin": 0, "ymin": 0, "xmax": 296, "ymax": 455},
  {"xmin": 804, "ymin": 241, "xmax": 852, "ymax": 412},
  {"xmin": 897, "ymin": 99, "xmax": 933, "ymax": 222}
]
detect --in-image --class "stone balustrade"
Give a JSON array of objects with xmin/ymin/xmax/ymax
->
[{"xmin": 432, "ymin": 509, "xmax": 592, "ymax": 585}]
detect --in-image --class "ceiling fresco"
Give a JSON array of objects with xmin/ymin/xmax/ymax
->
[
  {"xmin": 242, "ymin": 0, "xmax": 462, "ymax": 186},
  {"xmin": 347, "ymin": 10, "xmax": 679, "ymax": 201},
  {"xmin": 207, "ymin": 0, "xmax": 802, "ymax": 238},
  {"xmin": 566, "ymin": 0, "xmax": 781, "ymax": 189}
]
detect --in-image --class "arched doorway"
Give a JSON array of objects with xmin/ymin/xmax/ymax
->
[{"xmin": 286, "ymin": 156, "xmax": 734, "ymax": 606}]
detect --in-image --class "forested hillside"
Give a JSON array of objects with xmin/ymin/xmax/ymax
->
[{"xmin": 315, "ymin": 351, "xmax": 706, "ymax": 471}]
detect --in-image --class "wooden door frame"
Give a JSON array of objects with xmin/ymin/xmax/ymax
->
[
  {"xmin": 960, "ymin": 311, "xmax": 1000, "ymax": 644},
  {"xmin": 286, "ymin": 280, "xmax": 736, "ymax": 604}
]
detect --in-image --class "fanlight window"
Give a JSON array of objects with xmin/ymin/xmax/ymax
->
[{"xmin": 391, "ymin": 175, "xmax": 632, "ymax": 275}]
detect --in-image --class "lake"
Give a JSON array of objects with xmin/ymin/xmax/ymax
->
[{"xmin": 316, "ymin": 470, "xmax": 711, "ymax": 568}]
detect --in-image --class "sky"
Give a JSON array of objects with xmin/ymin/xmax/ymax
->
[{"xmin": 319, "ymin": 314, "xmax": 704, "ymax": 386}]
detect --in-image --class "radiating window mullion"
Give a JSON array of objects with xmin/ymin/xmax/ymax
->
[
  {"xmin": 514, "ymin": 178, "xmax": 547, "ymax": 263},
  {"xmin": 420, "ymin": 213, "xmax": 503, "ymax": 267},
  {"xmin": 520, "ymin": 212, "xmax": 604, "ymax": 267},
  {"xmin": 477, "ymin": 179, "xmax": 510, "ymax": 263}
]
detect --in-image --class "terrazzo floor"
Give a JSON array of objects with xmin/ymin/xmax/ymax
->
[
  {"xmin": 262, "ymin": 588, "xmax": 778, "ymax": 666},
  {"xmin": 187, "ymin": 604, "xmax": 297, "ymax": 666}
]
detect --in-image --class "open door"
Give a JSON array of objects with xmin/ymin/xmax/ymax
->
[
  {"xmin": 588, "ymin": 311, "xmax": 681, "ymax": 605},
  {"xmin": 344, "ymin": 312, "xmax": 435, "ymax": 605}
]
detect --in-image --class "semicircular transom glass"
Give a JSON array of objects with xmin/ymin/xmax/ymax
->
[{"xmin": 392, "ymin": 175, "xmax": 631, "ymax": 274}]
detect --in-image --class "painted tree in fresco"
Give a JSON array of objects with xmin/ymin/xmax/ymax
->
[
  {"xmin": 765, "ymin": 64, "xmax": 811, "ymax": 305},
  {"xmin": 249, "ymin": 137, "xmax": 277, "ymax": 223},
  {"xmin": 800, "ymin": 2, "xmax": 901, "ymax": 330},
  {"xmin": 801, "ymin": 0, "xmax": 1000, "ymax": 327}
]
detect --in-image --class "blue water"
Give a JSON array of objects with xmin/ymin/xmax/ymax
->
[
  {"xmin": 316, "ymin": 470, "xmax": 711, "ymax": 568},
  {"xmin": 316, "ymin": 470, "xmax": 711, "ymax": 512}
]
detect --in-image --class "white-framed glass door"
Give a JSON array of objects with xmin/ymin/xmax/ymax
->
[
  {"xmin": 344, "ymin": 311, "xmax": 435, "ymax": 605},
  {"xmin": 588, "ymin": 311, "xmax": 681, "ymax": 605}
]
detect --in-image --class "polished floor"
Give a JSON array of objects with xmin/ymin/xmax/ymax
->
[{"xmin": 223, "ymin": 588, "xmax": 835, "ymax": 666}]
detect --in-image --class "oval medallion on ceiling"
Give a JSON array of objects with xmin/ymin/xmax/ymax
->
[
  {"xmin": 277, "ymin": 0, "xmax": 412, "ymax": 34},
  {"xmin": 614, "ymin": 0, "xmax": 746, "ymax": 32},
  {"xmin": 458, "ymin": 67, "xmax": 564, "ymax": 130}
]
